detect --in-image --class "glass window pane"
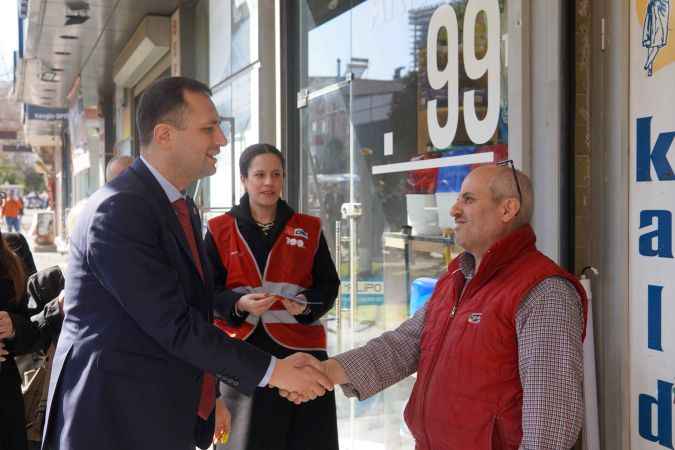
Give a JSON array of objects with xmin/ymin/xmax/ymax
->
[
  {"xmin": 295, "ymin": 2, "xmax": 510, "ymax": 449},
  {"xmin": 299, "ymin": 1, "xmax": 352, "ymax": 91},
  {"xmin": 209, "ymin": 0, "xmax": 259, "ymax": 85},
  {"xmin": 210, "ymin": 85, "xmax": 234, "ymax": 209}
]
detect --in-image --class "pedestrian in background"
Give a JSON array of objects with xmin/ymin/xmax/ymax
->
[
  {"xmin": 2, "ymin": 192, "xmax": 24, "ymax": 233},
  {"xmin": 206, "ymin": 143, "xmax": 340, "ymax": 450}
]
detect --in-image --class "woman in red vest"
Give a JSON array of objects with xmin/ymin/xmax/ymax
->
[{"xmin": 205, "ymin": 143, "xmax": 340, "ymax": 450}]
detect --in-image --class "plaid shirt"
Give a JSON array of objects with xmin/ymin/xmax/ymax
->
[{"xmin": 335, "ymin": 253, "xmax": 584, "ymax": 450}]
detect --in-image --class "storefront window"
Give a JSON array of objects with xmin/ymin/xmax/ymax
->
[
  {"xmin": 207, "ymin": 0, "xmax": 261, "ymax": 213},
  {"xmin": 210, "ymin": 0, "xmax": 259, "ymax": 83},
  {"xmin": 295, "ymin": 1, "xmax": 509, "ymax": 448},
  {"xmin": 209, "ymin": 69, "xmax": 259, "ymax": 210}
]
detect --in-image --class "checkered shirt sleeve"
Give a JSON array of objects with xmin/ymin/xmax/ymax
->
[
  {"xmin": 516, "ymin": 276, "xmax": 584, "ymax": 450},
  {"xmin": 333, "ymin": 306, "xmax": 425, "ymax": 400}
]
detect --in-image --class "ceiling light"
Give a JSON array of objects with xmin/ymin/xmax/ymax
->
[
  {"xmin": 65, "ymin": 15, "xmax": 89, "ymax": 25},
  {"xmin": 66, "ymin": 0, "xmax": 89, "ymax": 10},
  {"xmin": 65, "ymin": 1, "xmax": 90, "ymax": 25},
  {"xmin": 41, "ymin": 71, "xmax": 57, "ymax": 82}
]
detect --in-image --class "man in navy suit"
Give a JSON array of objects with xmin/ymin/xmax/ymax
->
[{"xmin": 43, "ymin": 77, "xmax": 332, "ymax": 450}]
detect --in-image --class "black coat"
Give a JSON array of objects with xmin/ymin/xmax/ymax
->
[
  {"xmin": 204, "ymin": 193, "xmax": 340, "ymax": 358},
  {"xmin": 0, "ymin": 233, "xmax": 38, "ymax": 450}
]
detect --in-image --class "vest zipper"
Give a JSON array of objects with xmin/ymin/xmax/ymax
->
[
  {"xmin": 420, "ymin": 271, "xmax": 472, "ymax": 447},
  {"xmin": 450, "ymin": 274, "xmax": 472, "ymax": 317}
]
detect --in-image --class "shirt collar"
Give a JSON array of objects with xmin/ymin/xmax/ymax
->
[
  {"xmin": 459, "ymin": 252, "xmax": 476, "ymax": 280},
  {"xmin": 140, "ymin": 155, "xmax": 184, "ymax": 203}
]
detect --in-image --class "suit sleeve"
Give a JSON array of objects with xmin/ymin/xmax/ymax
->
[
  {"xmin": 87, "ymin": 193, "xmax": 271, "ymax": 395},
  {"xmin": 295, "ymin": 232, "xmax": 340, "ymax": 324},
  {"xmin": 204, "ymin": 231, "xmax": 247, "ymax": 325}
]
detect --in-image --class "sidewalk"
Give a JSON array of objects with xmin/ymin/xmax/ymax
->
[
  {"xmin": 10, "ymin": 208, "xmax": 69, "ymax": 274},
  {"xmin": 30, "ymin": 244, "xmax": 68, "ymax": 274}
]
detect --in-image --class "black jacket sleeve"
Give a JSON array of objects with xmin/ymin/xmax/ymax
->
[
  {"xmin": 204, "ymin": 231, "xmax": 247, "ymax": 325},
  {"xmin": 28, "ymin": 297, "xmax": 63, "ymax": 352},
  {"xmin": 5, "ymin": 233, "xmax": 37, "ymax": 276},
  {"xmin": 22, "ymin": 265, "xmax": 66, "ymax": 353},
  {"xmin": 295, "ymin": 232, "xmax": 340, "ymax": 324}
]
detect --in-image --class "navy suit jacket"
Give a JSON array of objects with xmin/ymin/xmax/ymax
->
[{"xmin": 43, "ymin": 159, "xmax": 271, "ymax": 450}]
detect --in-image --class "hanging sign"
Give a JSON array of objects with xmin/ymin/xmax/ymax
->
[{"xmin": 629, "ymin": 0, "xmax": 675, "ymax": 448}]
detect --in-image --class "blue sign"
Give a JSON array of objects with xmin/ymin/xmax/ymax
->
[{"xmin": 25, "ymin": 104, "xmax": 68, "ymax": 121}]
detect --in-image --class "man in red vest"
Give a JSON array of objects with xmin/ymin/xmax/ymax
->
[{"xmin": 284, "ymin": 164, "xmax": 588, "ymax": 450}]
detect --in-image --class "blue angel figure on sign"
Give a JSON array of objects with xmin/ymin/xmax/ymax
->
[{"xmin": 643, "ymin": 0, "xmax": 670, "ymax": 76}]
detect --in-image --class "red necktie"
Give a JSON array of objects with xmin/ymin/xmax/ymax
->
[{"xmin": 172, "ymin": 198, "xmax": 215, "ymax": 420}]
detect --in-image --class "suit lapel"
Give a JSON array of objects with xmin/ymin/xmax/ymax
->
[{"xmin": 129, "ymin": 160, "xmax": 206, "ymax": 287}]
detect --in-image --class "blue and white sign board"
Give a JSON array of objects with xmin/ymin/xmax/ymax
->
[{"xmin": 630, "ymin": 0, "xmax": 675, "ymax": 448}]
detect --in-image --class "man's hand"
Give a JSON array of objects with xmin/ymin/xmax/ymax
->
[
  {"xmin": 268, "ymin": 353, "xmax": 333, "ymax": 401},
  {"xmin": 0, "ymin": 311, "xmax": 15, "ymax": 340},
  {"xmin": 278, "ymin": 358, "xmax": 347, "ymax": 404},
  {"xmin": 236, "ymin": 293, "xmax": 276, "ymax": 316},
  {"xmin": 213, "ymin": 398, "xmax": 231, "ymax": 444},
  {"xmin": 0, "ymin": 340, "xmax": 8, "ymax": 362}
]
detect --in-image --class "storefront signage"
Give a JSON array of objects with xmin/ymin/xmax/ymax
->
[
  {"xmin": 630, "ymin": 0, "xmax": 675, "ymax": 448},
  {"xmin": 25, "ymin": 104, "xmax": 68, "ymax": 121},
  {"xmin": 72, "ymin": 147, "xmax": 91, "ymax": 174},
  {"xmin": 2, "ymin": 144, "xmax": 32, "ymax": 153},
  {"xmin": 426, "ymin": 0, "xmax": 500, "ymax": 147},
  {"xmin": 340, "ymin": 280, "xmax": 384, "ymax": 307}
]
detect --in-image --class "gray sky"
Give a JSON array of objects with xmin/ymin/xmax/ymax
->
[{"xmin": 0, "ymin": 0, "xmax": 18, "ymax": 81}]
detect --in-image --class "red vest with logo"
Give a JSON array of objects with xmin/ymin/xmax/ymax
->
[
  {"xmin": 403, "ymin": 225, "xmax": 588, "ymax": 450},
  {"xmin": 207, "ymin": 212, "xmax": 326, "ymax": 351}
]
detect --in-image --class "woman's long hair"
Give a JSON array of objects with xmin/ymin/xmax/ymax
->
[{"xmin": 0, "ymin": 232, "xmax": 26, "ymax": 303}]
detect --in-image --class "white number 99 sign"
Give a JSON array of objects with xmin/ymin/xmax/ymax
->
[{"xmin": 427, "ymin": 0, "xmax": 501, "ymax": 147}]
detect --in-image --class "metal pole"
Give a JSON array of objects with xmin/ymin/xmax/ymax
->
[
  {"xmin": 335, "ymin": 220, "xmax": 342, "ymax": 352},
  {"xmin": 348, "ymin": 76, "xmax": 357, "ymax": 333},
  {"xmin": 228, "ymin": 118, "xmax": 236, "ymax": 206}
]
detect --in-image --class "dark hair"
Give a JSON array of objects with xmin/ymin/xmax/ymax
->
[
  {"xmin": 136, "ymin": 76, "xmax": 212, "ymax": 148},
  {"xmin": 0, "ymin": 231, "xmax": 25, "ymax": 303},
  {"xmin": 239, "ymin": 143, "xmax": 285, "ymax": 177}
]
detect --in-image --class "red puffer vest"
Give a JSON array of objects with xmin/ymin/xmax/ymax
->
[
  {"xmin": 403, "ymin": 225, "xmax": 588, "ymax": 450},
  {"xmin": 207, "ymin": 212, "xmax": 327, "ymax": 351}
]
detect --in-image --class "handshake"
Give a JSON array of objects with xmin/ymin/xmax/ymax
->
[
  {"xmin": 267, "ymin": 353, "xmax": 347, "ymax": 404},
  {"xmin": 213, "ymin": 353, "xmax": 347, "ymax": 443}
]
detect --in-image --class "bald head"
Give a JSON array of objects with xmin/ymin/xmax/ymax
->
[
  {"xmin": 472, "ymin": 164, "xmax": 533, "ymax": 227},
  {"xmin": 106, "ymin": 156, "xmax": 134, "ymax": 182}
]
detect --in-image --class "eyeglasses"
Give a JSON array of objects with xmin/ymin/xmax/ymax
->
[{"xmin": 496, "ymin": 159, "xmax": 523, "ymax": 209}]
